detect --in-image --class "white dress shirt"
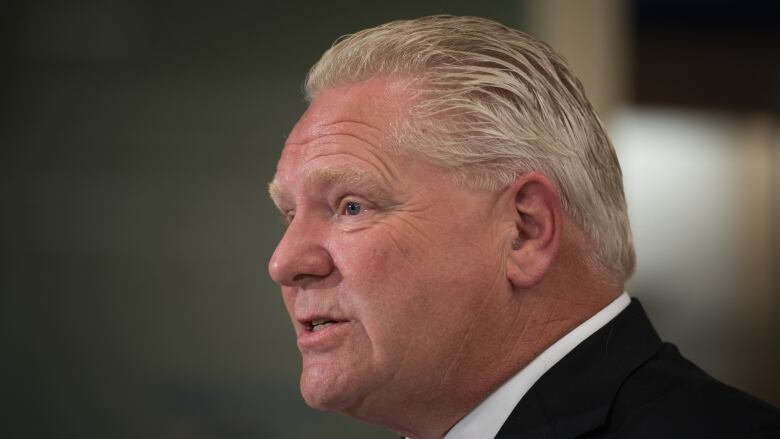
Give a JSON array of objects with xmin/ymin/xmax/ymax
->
[{"xmin": 405, "ymin": 292, "xmax": 631, "ymax": 439}]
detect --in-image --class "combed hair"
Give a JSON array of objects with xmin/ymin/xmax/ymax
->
[{"xmin": 304, "ymin": 15, "xmax": 635, "ymax": 280}]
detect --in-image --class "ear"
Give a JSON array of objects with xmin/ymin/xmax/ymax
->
[{"xmin": 504, "ymin": 172, "xmax": 562, "ymax": 289}]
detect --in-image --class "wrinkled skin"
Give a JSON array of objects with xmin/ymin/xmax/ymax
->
[{"xmin": 268, "ymin": 77, "xmax": 517, "ymax": 423}]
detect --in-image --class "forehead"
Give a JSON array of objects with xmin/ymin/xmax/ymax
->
[
  {"xmin": 270, "ymin": 78, "xmax": 415, "ymax": 199},
  {"xmin": 287, "ymin": 77, "xmax": 412, "ymax": 147}
]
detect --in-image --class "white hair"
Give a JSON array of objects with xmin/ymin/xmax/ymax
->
[{"xmin": 304, "ymin": 15, "xmax": 635, "ymax": 280}]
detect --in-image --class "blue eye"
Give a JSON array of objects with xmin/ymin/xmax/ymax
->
[{"xmin": 344, "ymin": 201, "xmax": 362, "ymax": 216}]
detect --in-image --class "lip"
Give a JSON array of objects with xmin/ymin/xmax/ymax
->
[{"xmin": 297, "ymin": 319, "xmax": 352, "ymax": 352}]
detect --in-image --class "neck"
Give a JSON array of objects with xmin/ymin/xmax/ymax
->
[{"xmin": 350, "ymin": 227, "xmax": 623, "ymax": 439}]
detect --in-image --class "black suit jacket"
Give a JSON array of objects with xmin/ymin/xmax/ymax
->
[{"xmin": 494, "ymin": 299, "xmax": 780, "ymax": 438}]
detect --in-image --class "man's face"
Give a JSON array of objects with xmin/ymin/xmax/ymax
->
[{"xmin": 268, "ymin": 78, "xmax": 511, "ymax": 417}]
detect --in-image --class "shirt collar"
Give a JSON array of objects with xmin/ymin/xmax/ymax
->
[{"xmin": 440, "ymin": 292, "xmax": 631, "ymax": 439}]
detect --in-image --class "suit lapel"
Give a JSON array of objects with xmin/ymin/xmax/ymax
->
[{"xmin": 495, "ymin": 299, "xmax": 664, "ymax": 439}]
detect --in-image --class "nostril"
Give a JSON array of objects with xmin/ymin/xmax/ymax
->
[{"xmin": 293, "ymin": 273, "xmax": 311, "ymax": 283}]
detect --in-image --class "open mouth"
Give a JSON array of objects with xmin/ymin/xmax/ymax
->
[
  {"xmin": 308, "ymin": 319, "xmax": 339, "ymax": 332},
  {"xmin": 297, "ymin": 317, "xmax": 351, "ymax": 348}
]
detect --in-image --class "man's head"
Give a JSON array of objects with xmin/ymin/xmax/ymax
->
[
  {"xmin": 305, "ymin": 15, "xmax": 634, "ymax": 279},
  {"xmin": 268, "ymin": 15, "xmax": 633, "ymax": 438}
]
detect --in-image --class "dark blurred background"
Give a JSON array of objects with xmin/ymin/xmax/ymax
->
[{"xmin": 3, "ymin": 1, "xmax": 778, "ymax": 438}]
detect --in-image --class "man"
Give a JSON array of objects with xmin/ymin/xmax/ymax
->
[{"xmin": 267, "ymin": 15, "xmax": 780, "ymax": 439}]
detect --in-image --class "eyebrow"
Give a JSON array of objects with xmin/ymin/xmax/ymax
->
[
  {"xmin": 268, "ymin": 166, "xmax": 390, "ymax": 206},
  {"xmin": 267, "ymin": 179, "xmax": 284, "ymax": 205}
]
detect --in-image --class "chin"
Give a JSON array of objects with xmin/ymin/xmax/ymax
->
[{"xmin": 300, "ymin": 369, "xmax": 360, "ymax": 412}]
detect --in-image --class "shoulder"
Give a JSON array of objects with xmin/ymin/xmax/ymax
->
[{"xmin": 601, "ymin": 343, "xmax": 780, "ymax": 438}]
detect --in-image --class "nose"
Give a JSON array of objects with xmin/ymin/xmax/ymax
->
[{"xmin": 268, "ymin": 215, "xmax": 334, "ymax": 288}]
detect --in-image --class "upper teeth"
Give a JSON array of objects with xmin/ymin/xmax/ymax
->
[{"xmin": 311, "ymin": 319, "xmax": 335, "ymax": 332}]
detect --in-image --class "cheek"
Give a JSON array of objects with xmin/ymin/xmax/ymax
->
[
  {"xmin": 336, "ymin": 222, "xmax": 487, "ymax": 307},
  {"xmin": 335, "ymin": 231, "xmax": 430, "ymax": 335},
  {"xmin": 333, "ymin": 229, "xmax": 414, "ymax": 287}
]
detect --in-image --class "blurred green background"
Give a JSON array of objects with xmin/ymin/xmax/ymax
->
[
  {"xmin": 3, "ymin": 1, "xmax": 521, "ymax": 438},
  {"xmin": 4, "ymin": 1, "xmax": 778, "ymax": 438}
]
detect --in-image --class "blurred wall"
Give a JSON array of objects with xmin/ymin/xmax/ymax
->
[
  {"xmin": 4, "ymin": 1, "xmax": 778, "ymax": 438},
  {"xmin": 3, "ymin": 1, "xmax": 524, "ymax": 438},
  {"xmin": 529, "ymin": 0, "xmax": 779, "ymax": 406}
]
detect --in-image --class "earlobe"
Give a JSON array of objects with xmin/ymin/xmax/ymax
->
[{"xmin": 504, "ymin": 172, "xmax": 562, "ymax": 290}]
